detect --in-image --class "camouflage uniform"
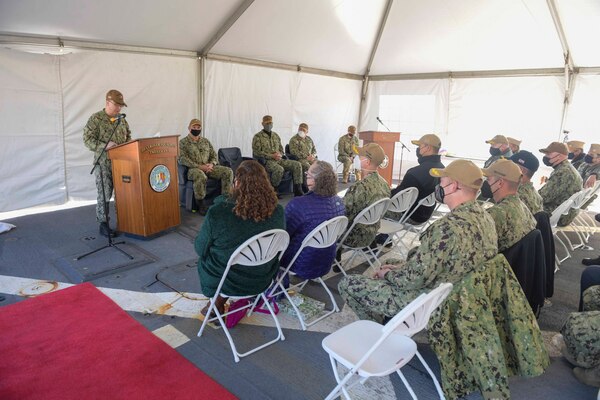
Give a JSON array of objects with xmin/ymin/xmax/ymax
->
[
  {"xmin": 337, "ymin": 134, "xmax": 359, "ymax": 177},
  {"xmin": 178, "ymin": 135, "xmax": 233, "ymax": 201},
  {"xmin": 487, "ymin": 193, "xmax": 536, "ymax": 251},
  {"xmin": 517, "ymin": 181, "xmax": 544, "ymax": 215},
  {"xmin": 483, "ymin": 149, "xmax": 513, "ymax": 168},
  {"xmin": 288, "ymin": 134, "xmax": 317, "ymax": 173},
  {"xmin": 583, "ymin": 285, "xmax": 600, "ymax": 311},
  {"xmin": 83, "ymin": 110, "xmax": 131, "ymax": 223},
  {"xmin": 577, "ymin": 162, "xmax": 600, "ymax": 184},
  {"xmin": 539, "ymin": 160, "xmax": 583, "ymax": 226},
  {"xmin": 342, "ymin": 172, "xmax": 391, "ymax": 248},
  {"xmin": 339, "ymin": 200, "xmax": 498, "ymax": 322},
  {"xmin": 429, "ymin": 254, "xmax": 550, "ymax": 399},
  {"xmin": 252, "ymin": 130, "xmax": 303, "ymax": 186}
]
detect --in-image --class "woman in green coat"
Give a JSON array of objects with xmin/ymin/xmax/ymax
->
[{"xmin": 196, "ymin": 160, "xmax": 285, "ymax": 316}]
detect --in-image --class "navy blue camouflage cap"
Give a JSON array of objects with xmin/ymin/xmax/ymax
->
[{"xmin": 510, "ymin": 150, "xmax": 539, "ymax": 173}]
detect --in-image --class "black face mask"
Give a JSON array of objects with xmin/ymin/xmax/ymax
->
[
  {"xmin": 542, "ymin": 156, "xmax": 553, "ymax": 167},
  {"xmin": 489, "ymin": 147, "xmax": 502, "ymax": 156},
  {"xmin": 190, "ymin": 129, "xmax": 201, "ymax": 137},
  {"xmin": 584, "ymin": 154, "xmax": 595, "ymax": 164},
  {"xmin": 480, "ymin": 179, "xmax": 499, "ymax": 199},
  {"xmin": 568, "ymin": 152, "xmax": 575, "ymax": 160},
  {"xmin": 434, "ymin": 183, "xmax": 453, "ymax": 203},
  {"xmin": 480, "ymin": 180, "xmax": 493, "ymax": 199},
  {"xmin": 416, "ymin": 147, "xmax": 422, "ymax": 159}
]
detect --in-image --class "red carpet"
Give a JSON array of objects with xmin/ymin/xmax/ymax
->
[{"xmin": 0, "ymin": 283, "xmax": 236, "ymax": 400}]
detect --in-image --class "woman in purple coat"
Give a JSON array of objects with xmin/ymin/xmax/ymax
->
[{"xmin": 280, "ymin": 161, "xmax": 345, "ymax": 279}]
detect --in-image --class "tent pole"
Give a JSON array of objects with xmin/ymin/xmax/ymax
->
[{"xmin": 200, "ymin": 0, "xmax": 255, "ymax": 56}]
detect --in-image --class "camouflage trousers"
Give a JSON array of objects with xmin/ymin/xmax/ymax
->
[
  {"xmin": 187, "ymin": 166, "xmax": 233, "ymax": 201},
  {"xmin": 337, "ymin": 155, "xmax": 354, "ymax": 176},
  {"xmin": 583, "ymin": 286, "xmax": 600, "ymax": 311},
  {"xmin": 561, "ymin": 311, "xmax": 600, "ymax": 368},
  {"xmin": 338, "ymin": 273, "xmax": 416, "ymax": 323},
  {"xmin": 94, "ymin": 161, "xmax": 114, "ymax": 223},
  {"xmin": 263, "ymin": 159, "xmax": 303, "ymax": 186}
]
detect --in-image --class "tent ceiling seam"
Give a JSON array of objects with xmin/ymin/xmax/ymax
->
[{"xmin": 200, "ymin": 0, "xmax": 255, "ymax": 56}]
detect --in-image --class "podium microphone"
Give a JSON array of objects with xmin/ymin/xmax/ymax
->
[
  {"xmin": 110, "ymin": 113, "xmax": 126, "ymax": 123},
  {"xmin": 377, "ymin": 116, "xmax": 410, "ymax": 152}
]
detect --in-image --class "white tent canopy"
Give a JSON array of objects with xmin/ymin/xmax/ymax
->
[{"xmin": 0, "ymin": 0, "xmax": 598, "ymax": 212}]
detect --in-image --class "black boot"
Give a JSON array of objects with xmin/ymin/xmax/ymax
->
[
  {"xmin": 582, "ymin": 255, "xmax": 600, "ymax": 266},
  {"xmin": 99, "ymin": 222, "xmax": 116, "ymax": 238},
  {"xmin": 197, "ymin": 200, "xmax": 210, "ymax": 216},
  {"xmin": 294, "ymin": 184, "xmax": 304, "ymax": 197}
]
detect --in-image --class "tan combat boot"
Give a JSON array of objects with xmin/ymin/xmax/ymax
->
[
  {"xmin": 355, "ymin": 170, "xmax": 362, "ymax": 181},
  {"xmin": 342, "ymin": 173, "xmax": 349, "ymax": 184}
]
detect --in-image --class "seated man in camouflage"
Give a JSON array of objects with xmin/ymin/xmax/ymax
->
[
  {"xmin": 510, "ymin": 150, "xmax": 544, "ymax": 215},
  {"xmin": 560, "ymin": 270, "xmax": 600, "ymax": 388},
  {"xmin": 538, "ymin": 141, "xmax": 582, "ymax": 226},
  {"xmin": 337, "ymin": 125, "xmax": 360, "ymax": 183},
  {"xmin": 577, "ymin": 143, "xmax": 600, "ymax": 188},
  {"xmin": 288, "ymin": 122, "xmax": 317, "ymax": 191},
  {"xmin": 252, "ymin": 115, "xmax": 304, "ymax": 197},
  {"xmin": 481, "ymin": 159, "xmax": 536, "ymax": 252},
  {"xmin": 178, "ymin": 119, "xmax": 233, "ymax": 215},
  {"xmin": 342, "ymin": 143, "xmax": 391, "ymax": 250},
  {"xmin": 339, "ymin": 160, "xmax": 497, "ymax": 322}
]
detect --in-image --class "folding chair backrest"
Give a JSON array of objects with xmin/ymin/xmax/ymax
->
[
  {"xmin": 354, "ymin": 197, "xmax": 391, "ymax": 226},
  {"xmin": 214, "ymin": 229, "xmax": 290, "ymax": 297},
  {"xmin": 402, "ymin": 192, "xmax": 437, "ymax": 223},
  {"xmin": 571, "ymin": 188, "xmax": 591, "ymax": 209},
  {"xmin": 285, "ymin": 216, "xmax": 349, "ymax": 270},
  {"xmin": 382, "ymin": 282, "xmax": 453, "ymax": 337},
  {"xmin": 549, "ymin": 193, "xmax": 579, "ymax": 227},
  {"xmin": 388, "ymin": 187, "xmax": 418, "ymax": 214}
]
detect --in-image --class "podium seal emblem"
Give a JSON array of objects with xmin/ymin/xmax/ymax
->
[{"xmin": 149, "ymin": 164, "xmax": 170, "ymax": 192}]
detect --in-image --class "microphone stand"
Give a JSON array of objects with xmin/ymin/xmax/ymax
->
[
  {"xmin": 378, "ymin": 118, "xmax": 410, "ymax": 183},
  {"xmin": 76, "ymin": 117, "xmax": 133, "ymax": 261}
]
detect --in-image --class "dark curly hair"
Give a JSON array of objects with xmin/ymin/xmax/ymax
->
[
  {"xmin": 232, "ymin": 160, "xmax": 278, "ymax": 222},
  {"xmin": 310, "ymin": 160, "xmax": 338, "ymax": 197}
]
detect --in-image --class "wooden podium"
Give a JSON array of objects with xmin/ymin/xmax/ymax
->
[
  {"xmin": 108, "ymin": 135, "xmax": 180, "ymax": 237},
  {"xmin": 359, "ymin": 131, "xmax": 401, "ymax": 186}
]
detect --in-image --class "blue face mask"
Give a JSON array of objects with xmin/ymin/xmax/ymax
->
[
  {"xmin": 584, "ymin": 154, "xmax": 595, "ymax": 164},
  {"xmin": 568, "ymin": 152, "xmax": 575, "ymax": 160},
  {"xmin": 489, "ymin": 147, "xmax": 502, "ymax": 156}
]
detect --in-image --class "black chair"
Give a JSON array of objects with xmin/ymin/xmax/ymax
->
[
  {"xmin": 501, "ymin": 229, "xmax": 546, "ymax": 316},
  {"xmin": 178, "ymin": 163, "xmax": 221, "ymax": 212},
  {"xmin": 217, "ymin": 147, "xmax": 252, "ymax": 174},
  {"xmin": 534, "ymin": 211, "xmax": 556, "ymax": 298},
  {"xmin": 284, "ymin": 144, "xmax": 298, "ymax": 161}
]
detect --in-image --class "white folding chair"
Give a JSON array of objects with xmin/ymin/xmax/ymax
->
[
  {"xmin": 375, "ymin": 187, "xmax": 418, "ymax": 257},
  {"xmin": 555, "ymin": 190, "xmax": 590, "ymax": 253},
  {"xmin": 197, "ymin": 229, "xmax": 290, "ymax": 363},
  {"xmin": 321, "ymin": 283, "xmax": 453, "ymax": 400},
  {"xmin": 401, "ymin": 192, "xmax": 440, "ymax": 251},
  {"xmin": 334, "ymin": 197, "xmax": 391, "ymax": 276},
  {"xmin": 549, "ymin": 194, "xmax": 577, "ymax": 268},
  {"xmin": 269, "ymin": 216, "xmax": 348, "ymax": 330}
]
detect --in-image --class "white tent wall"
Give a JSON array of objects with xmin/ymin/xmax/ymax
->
[
  {"xmin": 60, "ymin": 51, "xmax": 198, "ymax": 201},
  {"xmin": 361, "ymin": 75, "xmax": 566, "ymax": 180},
  {"xmin": 203, "ymin": 59, "xmax": 361, "ymax": 165},
  {"xmin": 446, "ymin": 75, "xmax": 565, "ymax": 160},
  {"xmin": 360, "ymin": 79, "xmax": 450, "ymax": 180},
  {"xmin": 0, "ymin": 48, "xmax": 65, "ymax": 212},
  {"xmin": 0, "ymin": 47, "xmax": 198, "ymax": 212},
  {"xmin": 564, "ymin": 74, "xmax": 600, "ymax": 146}
]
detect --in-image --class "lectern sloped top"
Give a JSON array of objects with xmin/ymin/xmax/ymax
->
[
  {"xmin": 359, "ymin": 131, "xmax": 401, "ymax": 143},
  {"xmin": 108, "ymin": 135, "xmax": 179, "ymax": 162}
]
